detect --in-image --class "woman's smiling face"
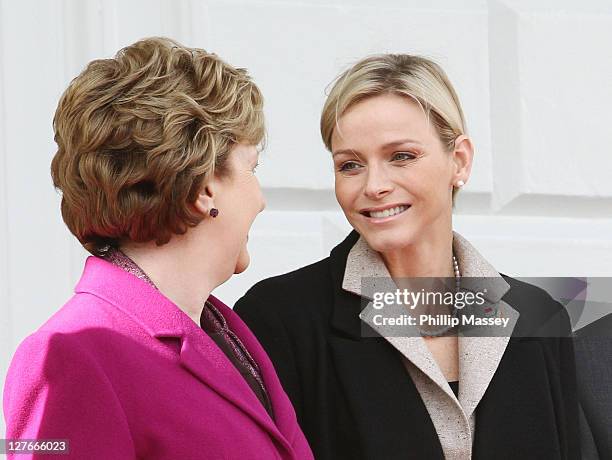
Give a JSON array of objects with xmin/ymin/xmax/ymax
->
[{"xmin": 331, "ymin": 93, "xmax": 461, "ymax": 254}]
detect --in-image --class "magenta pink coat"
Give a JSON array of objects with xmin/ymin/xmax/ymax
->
[{"xmin": 3, "ymin": 256, "xmax": 313, "ymax": 459}]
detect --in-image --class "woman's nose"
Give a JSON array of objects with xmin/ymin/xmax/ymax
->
[{"xmin": 364, "ymin": 167, "xmax": 392, "ymax": 200}]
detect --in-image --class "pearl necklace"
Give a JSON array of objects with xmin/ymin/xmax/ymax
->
[{"xmin": 417, "ymin": 254, "xmax": 461, "ymax": 337}]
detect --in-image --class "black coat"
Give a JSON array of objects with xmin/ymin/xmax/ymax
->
[{"xmin": 235, "ymin": 231, "xmax": 581, "ymax": 460}]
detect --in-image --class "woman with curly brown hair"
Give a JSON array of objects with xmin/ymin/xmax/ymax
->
[{"xmin": 3, "ymin": 37, "xmax": 313, "ymax": 460}]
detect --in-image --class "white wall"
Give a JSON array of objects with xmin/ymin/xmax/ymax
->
[{"xmin": 1, "ymin": 0, "xmax": 612, "ymax": 437}]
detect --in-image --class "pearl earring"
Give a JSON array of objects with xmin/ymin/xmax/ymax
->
[{"xmin": 456, "ymin": 180, "xmax": 465, "ymax": 188}]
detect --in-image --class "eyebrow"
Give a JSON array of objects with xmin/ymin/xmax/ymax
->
[{"xmin": 332, "ymin": 138, "xmax": 423, "ymax": 157}]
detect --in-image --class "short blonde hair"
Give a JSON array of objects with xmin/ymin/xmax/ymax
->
[
  {"xmin": 320, "ymin": 54, "xmax": 466, "ymax": 200},
  {"xmin": 51, "ymin": 37, "xmax": 264, "ymax": 255}
]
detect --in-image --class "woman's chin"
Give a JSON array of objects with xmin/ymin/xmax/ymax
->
[
  {"xmin": 233, "ymin": 252, "xmax": 250, "ymax": 274},
  {"xmin": 362, "ymin": 230, "xmax": 416, "ymax": 254}
]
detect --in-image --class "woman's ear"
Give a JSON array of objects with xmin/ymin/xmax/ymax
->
[
  {"xmin": 452, "ymin": 134, "xmax": 474, "ymax": 185},
  {"xmin": 193, "ymin": 181, "xmax": 216, "ymax": 217}
]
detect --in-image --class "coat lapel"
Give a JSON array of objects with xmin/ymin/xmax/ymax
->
[
  {"xmin": 328, "ymin": 232, "xmax": 445, "ymax": 459},
  {"xmin": 342, "ymin": 232, "xmax": 521, "ymax": 411},
  {"xmin": 344, "ymin": 236, "xmax": 454, "ymax": 399},
  {"xmin": 209, "ymin": 295, "xmax": 297, "ymax": 455},
  {"xmin": 336, "ymin": 230, "xmax": 523, "ymax": 457},
  {"xmin": 175, "ymin": 330, "xmax": 292, "ymax": 454},
  {"xmin": 451, "ymin": 233, "xmax": 520, "ymax": 420},
  {"xmin": 76, "ymin": 257, "xmax": 292, "ymax": 454}
]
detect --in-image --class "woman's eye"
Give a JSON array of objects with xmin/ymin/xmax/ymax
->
[
  {"xmin": 338, "ymin": 161, "xmax": 362, "ymax": 172},
  {"xmin": 392, "ymin": 152, "xmax": 416, "ymax": 161}
]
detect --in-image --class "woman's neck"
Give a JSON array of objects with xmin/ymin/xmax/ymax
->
[
  {"xmin": 119, "ymin": 236, "xmax": 220, "ymax": 325},
  {"xmin": 380, "ymin": 230, "xmax": 455, "ymax": 280}
]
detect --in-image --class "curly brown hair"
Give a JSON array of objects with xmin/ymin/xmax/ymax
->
[{"xmin": 51, "ymin": 37, "xmax": 264, "ymax": 255}]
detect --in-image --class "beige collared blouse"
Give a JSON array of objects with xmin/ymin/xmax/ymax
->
[{"xmin": 341, "ymin": 231, "xmax": 521, "ymax": 460}]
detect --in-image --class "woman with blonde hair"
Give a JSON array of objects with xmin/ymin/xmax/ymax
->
[
  {"xmin": 235, "ymin": 54, "xmax": 579, "ymax": 459},
  {"xmin": 3, "ymin": 37, "xmax": 313, "ymax": 459}
]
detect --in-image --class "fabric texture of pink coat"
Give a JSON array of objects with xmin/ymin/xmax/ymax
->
[{"xmin": 3, "ymin": 256, "xmax": 313, "ymax": 460}]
